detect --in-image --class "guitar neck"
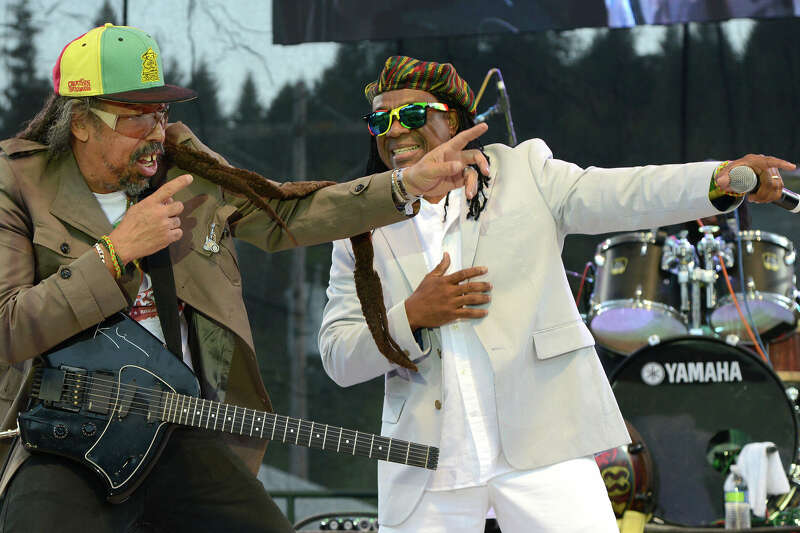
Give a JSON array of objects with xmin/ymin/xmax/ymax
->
[{"xmin": 161, "ymin": 392, "xmax": 438, "ymax": 470}]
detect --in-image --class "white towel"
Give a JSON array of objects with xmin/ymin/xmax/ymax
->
[{"xmin": 724, "ymin": 442, "xmax": 791, "ymax": 517}]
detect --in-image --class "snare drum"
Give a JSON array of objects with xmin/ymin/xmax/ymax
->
[
  {"xmin": 590, "ymin": 232, "xmax": 687, "ymax": 354},
  {"xmin": 709, "ymin": 230, "xmax": 798, "ymax": 338}
]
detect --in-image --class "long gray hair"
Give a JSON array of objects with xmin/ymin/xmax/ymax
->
[{"xmin": 17, "ymin": 94, "xmax": 96, "ymax": 158}]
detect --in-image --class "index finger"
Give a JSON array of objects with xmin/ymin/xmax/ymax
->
[
  {"xmin": 445, "ymin": 266, "xmax": 488, "ymax": 283},
  {"xmin": 445, "ymin": 123, "xmax": 488, "ymax": 152},
  {"xmin": 761, "ymin": 156, "xmax": 795, "ymax": 171},
  {"xmin": 152, "ymin": 174, "xmax": 193, "ymax": 202}
]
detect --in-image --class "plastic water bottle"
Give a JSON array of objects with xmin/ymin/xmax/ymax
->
[{"xmin": 724, "ymin": 472, "xmax": 751, "ymax": 529}]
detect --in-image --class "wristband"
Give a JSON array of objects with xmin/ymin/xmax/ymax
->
[
  {"xmin": 711, "ymin": 160, "xmax": 745, "ymax": 198},
  {"xmin": 392, "ymin": 168, "xmax": 422, "ymax": 215}
]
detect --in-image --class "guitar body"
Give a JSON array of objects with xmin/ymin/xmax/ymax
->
[
  {"xmin": 17, "ymin": 314, "xmax": 439, "ymax": 503},
  {"xmin": 18, "ymin": 313, "xmax": 199, "ymax": 502}
]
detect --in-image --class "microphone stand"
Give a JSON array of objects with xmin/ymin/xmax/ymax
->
[{"xmin": 473, "ymin": 68, "xmax": 518, "ymax": 147}]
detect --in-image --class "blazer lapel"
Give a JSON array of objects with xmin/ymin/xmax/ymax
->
[
  {"xmin": 49, "ymin": 152, "xmax": 114, "ymax": 239},
  {"xmin": 374, "ymin": 220, "xmax": 429, "ymax": 293},
  {"xmin": 461, "ymin": 162, "xmax": 499, "ymax": 268}
]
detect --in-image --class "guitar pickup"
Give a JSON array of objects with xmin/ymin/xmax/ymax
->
[{"xmin": 87, "ymin": 371, "xmax": 115, "ymax": 415}]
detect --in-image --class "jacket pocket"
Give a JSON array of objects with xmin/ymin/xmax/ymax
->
[
  {"xmin": 532, "ymin": 319, "xmax": 595, "ymax": 360},
  {"xmin": 190, "ymin": 205, "xmax": 241, "ymax": 285},
  {"xmin": 381, "ymin": 394, "xmax": 406, "ymax": 424}
]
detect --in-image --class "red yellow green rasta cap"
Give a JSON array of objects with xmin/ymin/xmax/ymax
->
[
  {"xmin": 52, "ymin": 23, "xmax": 196, "ymax": 103},
  {"xmin": 365, "ymin": 56, "xmax": 476, "ymax": 116}
]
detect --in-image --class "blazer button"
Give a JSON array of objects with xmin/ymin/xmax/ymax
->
[
  {"xmin": 60, "ymin": 268, "xmax": 72, "ymax": 279},
  {"xmin": 434, "ymin": 400, "xmax": 442, "ymax": 410},
  {"xmin": 354, "ymin": 183, "xmax": 365, "ymax": 193},
  {"xmin": 60, "ymin": 242, "xmax": 70, "ymax": 254}
]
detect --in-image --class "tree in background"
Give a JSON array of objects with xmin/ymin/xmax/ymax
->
[
  {"xmin": 92, "ymin": 0, "xmax": 119, "ymax": 27},
  {"xmin": 168, "ymin": 61, "xmax": 224, "ymax": 148},
  {"xmin": 0, "ymin": 0, "xmax": 51, "ymax": 138}
]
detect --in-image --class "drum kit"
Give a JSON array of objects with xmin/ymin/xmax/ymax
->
[{"xmin": 582, "ymin": 226, "xmax": 800, "ymax": 526}]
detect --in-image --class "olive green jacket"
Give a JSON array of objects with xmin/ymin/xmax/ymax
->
[{"xmin": 0, "ymin": 122, "xmax": 406, "ymax": 495}]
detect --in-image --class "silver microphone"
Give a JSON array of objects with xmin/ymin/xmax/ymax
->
[{"xmin": 727, "ymin": 165, "xmax": 800, "ymax": 213}]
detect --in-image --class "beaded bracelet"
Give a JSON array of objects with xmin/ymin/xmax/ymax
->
[
  {"xmin": 94, "ymin": 243, "xmax": 106, "ymax": 265},
  {"xmin": 99, "ymin": 235, "xmax": 122, "ymax": 278},
  {"xmin": 711, "ymin": 160, "xmax": 746, "ymax": 198}
]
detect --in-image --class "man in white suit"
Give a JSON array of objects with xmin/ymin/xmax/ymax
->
[{"xmin": 318, "ymin": 56, "xmax": 790, "ymax": 532}]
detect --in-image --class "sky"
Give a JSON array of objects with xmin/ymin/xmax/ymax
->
[{"xmin": 0, "ymin": 0, "xmax": 339, "ymax": 113}]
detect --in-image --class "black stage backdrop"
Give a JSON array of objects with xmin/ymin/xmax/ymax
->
[{"xmin": 273, "ymin": 0, "xmax": 797, "ymax": 44}]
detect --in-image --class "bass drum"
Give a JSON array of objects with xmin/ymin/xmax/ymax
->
[{"xmin": 610, "ymin": 336, "xmax": 798, "ymax": 526}]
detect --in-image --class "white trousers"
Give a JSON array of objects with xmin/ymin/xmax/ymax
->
[{"xmin": 380, "ymin": 456, "xmax": 618, "ymax": 533}]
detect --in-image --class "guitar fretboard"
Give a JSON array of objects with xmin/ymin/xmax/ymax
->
[{"xmin": 161, "ymin": 392, "xmax": 438, "ymax": 470}]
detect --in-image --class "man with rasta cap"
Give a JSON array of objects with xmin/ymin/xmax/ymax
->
[
  {"xmin": 0, "ymin": 27, "xmax": 490, "ymax": 532},
  {"xmin": 318, "ymin": 55, "xmax": 792, "ymax": 532}
]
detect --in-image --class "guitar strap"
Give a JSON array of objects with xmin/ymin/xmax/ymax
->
[
  {"xmin": 138, "ymin": 178, "xmax": 182, "ymax": 358},
  {"xmin": 144, "ymin": 247, "xmax": 183, "ymax": 357}
]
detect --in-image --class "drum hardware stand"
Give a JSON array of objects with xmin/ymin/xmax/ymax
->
[{"xmin": 662, "ymin": 231, "xmax": 697, "ymax": 320}]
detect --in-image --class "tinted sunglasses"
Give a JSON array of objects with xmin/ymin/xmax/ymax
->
[
  {"xmin": 362, "ymin": 102, "xmax": 450, "ymax": 137},
  {"xmin": 89, "ymin": 104, "xmax": 169, "ymax": 139}
]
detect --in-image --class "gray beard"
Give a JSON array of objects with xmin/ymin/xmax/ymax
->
[{"xmin": 121, "ymin": 178, "xmax": 150, "ymax": 196}]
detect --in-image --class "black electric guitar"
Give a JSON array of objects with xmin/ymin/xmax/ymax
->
[{"xmin": 17, "ymin": 313, "xmax": 437, "ymax": 502}]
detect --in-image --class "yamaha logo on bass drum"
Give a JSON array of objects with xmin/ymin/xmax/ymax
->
[{"xmin": 640, "ymin": 360, "xmax": 743, "ymax": 386}]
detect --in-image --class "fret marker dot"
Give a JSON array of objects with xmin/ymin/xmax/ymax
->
[
  {"xmin": 290, "ymin": 429, "xmax": 294, "ymax": 433},
  {"xmin": 195, "ymin": 411, "xmax": 199, "ymax": 415},
  {"xmin": 346, "ymin": 440, "xmax": 350, "ymax": 444},
  {"xmin": 211, "ymin": 414, "xmax": 215, "ymax": 418},
  {"xmin": 228, "ymin": 417, "xmax": 232, "ymax": 421},
  {"xmin": 183, "ymin": 409, "xmax": 188, "ymax": 413},
  {"xmin": 379, "ymin": 446, "xmax": 383, "ymax": 450},
  {"xmin": 257, "ymin": 418, "xmax": 261, "ymax": 422},
  {"xmin": 316, "ymin": 434, "xmax": 320, "ymax": 438}
]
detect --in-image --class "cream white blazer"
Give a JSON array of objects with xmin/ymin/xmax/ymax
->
[{"xmin": 319, "ymin": 139, "xmax": 729, "ymax": 526}]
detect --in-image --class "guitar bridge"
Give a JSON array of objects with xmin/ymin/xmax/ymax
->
[{"xmin": 31, "ymin": 365, "xmax": 88, "ymax": 412}]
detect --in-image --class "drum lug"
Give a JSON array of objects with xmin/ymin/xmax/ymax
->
[
  {"xmin": 635, "ymin": 285, "xmax": 643, "ymax": 301},
  {"xmin": 594, "ymin": 253, "xmax": 605, "ymax": 267},
  {"xmin": 648, "ymin": 334, "xmax": 661, "ymax": 346},
  {"xmin": 746, "ymin": 277, "xmax": 757, "ymax": 297},
  {"xmin": 746, "ymin": 241, "xmax": 754, "ymax": 255},
  {"xmin": 725, "ymin": 334, "xmax": 740, "ymax": 346},
  {"xmin": 640, "ymin": 243, "xmax": 648, "ymax": 256}
]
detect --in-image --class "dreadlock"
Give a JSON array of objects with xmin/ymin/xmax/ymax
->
[
  {"xmin": 163, "ymin": 142, "xmax": 419, "ymax": 371},
  {"xmin": 17, "ymin": 94, "xmax": 96, "ymax": 159},
  {"xmin": 355, "ymin": 98, "xmax": 492, "ymax": 371}
]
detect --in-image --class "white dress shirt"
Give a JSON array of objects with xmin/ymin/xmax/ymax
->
[{"xmin": 411, "ymin": 189, "xmax": 512, "ymax": 491}]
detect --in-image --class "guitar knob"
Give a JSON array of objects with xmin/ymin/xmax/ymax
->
[
  {"xmin": 53, "ymin": 424, "xmax": 68, "ymax": 439},
  {"xmin": 81, "ymin": 422, "xmax": 97, "ymax": 437}
]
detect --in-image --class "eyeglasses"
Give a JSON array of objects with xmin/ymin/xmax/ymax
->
[
  {"xmin": 89, "ymin": 104, "xmax": 169, "ymax": 139},
  {"xmin": 362, "ymin": 102, "xmax": 450, "ymax": 137}
]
